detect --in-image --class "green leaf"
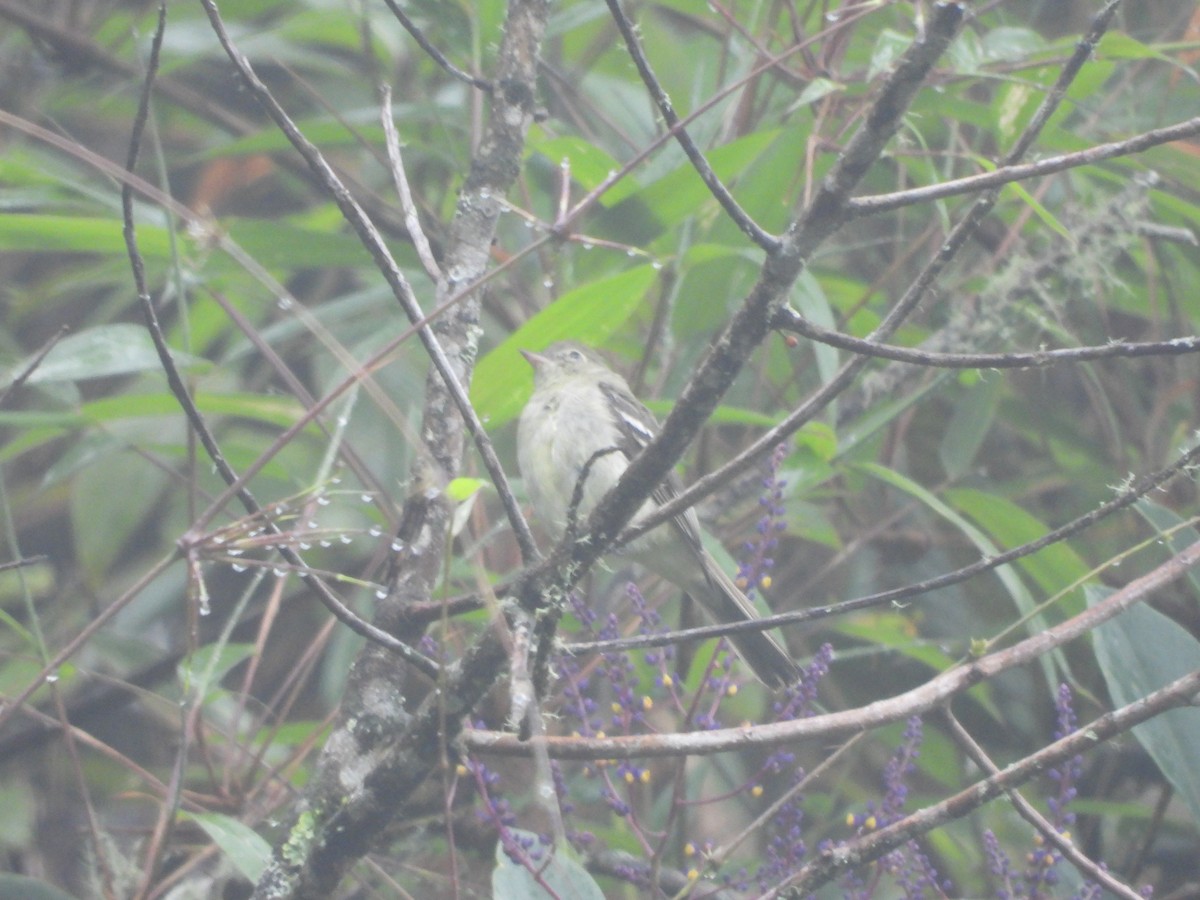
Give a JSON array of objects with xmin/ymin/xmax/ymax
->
[
  {"xmin": 447, "ymin": 477, "xmax": 487, "ymax": 502},
  {"xmin": 225, "ymin": 218, "xmax": 376, "ymax": 269},
  {"xmin": 184, "ymin": 811, "xmax": 273, "ymax": 882},
  {"xmin": 471, "ymin": 266, "xmax": 656, "ymax": 426},
  {"xmin": 71, "ymin": 451, "xmax": 170, "ymax": 585},
  {"xmin": 528, "ymin": 134, "xmax": 627, "ymax": 203},
  {"xmin": 938, "ymin": 377, "xmax": 1001, "ymax": 478},
  {"xmin": 179, "ymin": 643, "xmax": 257, "ymax": 693},
  {"xmin": 946, "ymin": 488, "xmax": 1091, "ymax": 596},
  {"xmin": 1090, "ymin": 586, "xmax": 1200, "ymax": 828},
  {"xmin": 0, "ymin": 214, "xmax": 175, "ymax": 257},
  {"xmin": 4, "ymin": 325, "xmax": 208, "ymax": 387},
  {"xmin": 492, "ymin": 830, "xmax": 604, "ymax": 900},
  {"xmin": 0, "ymin": 874, "xmax": 80, "ymax": 900},
  {"xmin": 1136, "ymin": 500, "xmax": 1200, "ymax": 595},
  {"xmin": 622, "ymin": 130, "xmax": 781, "ymax": 232}
]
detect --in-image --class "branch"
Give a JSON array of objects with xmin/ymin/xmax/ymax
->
[
  {"xmin": 849, "ymin": 115, "xmax": 1200, "ymax": 216},
  {"xmin": 464, "ymin": 538, "xmax": 1200, "ymax": 759},
  {"xmin": 770, "ymin": 306, "xmax": 1200, "ymax": 369}
]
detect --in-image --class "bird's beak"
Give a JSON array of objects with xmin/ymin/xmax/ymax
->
[{"xmin": 520, "ymin": 348, "xmax": 549, "ymax": 370}]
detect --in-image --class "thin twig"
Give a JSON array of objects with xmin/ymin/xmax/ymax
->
[
  {"xmin": 604, "ymin": 0, "xmax": 778, "ymax": 251},
  {"xmin": 120, "ymin": 5, "xmax": 438, "ymax": 678},
  {"xmin": 579, "ymin": 433, "xmax": 1200, "ymax": 655},
  {"xmin": 380, "ymin": 83, "xmax": 442, "ymax": 282},
  {"xmin": 849, "ymin": 116, "xmax": 1200, "ymax": 216},
  {"xmin": 379, "ymin": 0, "xmax": 491, "ymax": 92},
  {"xmin": 771, "ymin": 306, "xmax": 1200, "ymax": 369}
]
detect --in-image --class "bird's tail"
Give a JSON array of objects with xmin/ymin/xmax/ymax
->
[{"xmin": 690, "ymin": 559, "xmax": 801, "ymax": 690}]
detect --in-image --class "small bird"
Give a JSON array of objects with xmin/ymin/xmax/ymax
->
[{"xmin": 517, "ymin": 341, "xmax": 799, "ymax": 689}]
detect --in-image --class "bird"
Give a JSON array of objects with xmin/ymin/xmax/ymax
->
[{"xmin": 516, "ymin": 341, "xmax": 799, "ymax": 689}]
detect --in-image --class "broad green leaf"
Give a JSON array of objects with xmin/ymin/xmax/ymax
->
[
  {"xmin": 794, "ymin": 271, "xmax": 840, "ymax": 387},
  {"xmin": 837, "ymin": 613, "xmax": 958, "ymax": 675},
  {"xmin": 225, "ymin": 218, "xmax": 377, "ymax": 269},
  {"xmin": 619, "ymin": 130, "xmax": 782, "ymax": 232},
  {"xmin": 1136, "ymin": 500, "xmax": 1200, "ymax": 595},
  {"xmin": 528, "ymin": 134, "xmax": 627, "ymax": 204},
  {"xmin": 857, "ymin": 465, "xmax": 1068, "ymax": 690},
  {"xmin": 493, "ymin": 829, "xmax": 604, "ymax": 900},
  {"xmin": 939, "ymin": 377, "xmax": 1001, "ymax": 478},
  {"xmin": 71, "ymin": 451, "xmax": 169, "ymax": 586},
  {"xmin": 447, "ymin": 477, "xmax": 487, "ymax": 502},
  {"xmin": 1090, "ymin": 586, "xmax": 1200, "ymax": 828},
  {"xmin": 179, "ymin": 643, "xmax": 257, "ymax": 694},
  {"xmin": 0, "ymin": 874, "xmax": 79, "ymax": 900},
  {"xmin": 4, "ymin": 325, "xmax": 208, "ymax": 387},
  {"xmin": 471, "ymin": 266, "xmax": 656, "ymax": 426},
  {"xmin": 946, "ymin": 489, "xmax": 1090, "ymax": 597},
  {"xmin": 0, "ymin": 214, "xmax": 175, "ymax": 257},
  {"xmin": 184, "ymin": 811, "xmax": 272, "ymax": 882}
]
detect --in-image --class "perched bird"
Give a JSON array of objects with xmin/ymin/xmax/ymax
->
[{"xmin": 517, "ymin": 342, "xmax": 799, "ymax": 689}]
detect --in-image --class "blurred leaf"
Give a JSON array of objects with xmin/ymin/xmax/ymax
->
[
  {"xmin": 0, "ymin": 874, "xmax": 79, "ymax": 900},
  {"xmin": 0, "ymin": 214, "xmax": 176, "ymax": 257},
  {"xmin": 947, "ymin": 489, "xmax": 1091, "ymax": 597},
  {"xmin": 621, "ymin": 130, "xmax": 781, "ymax": 232},
  {"xmin": 447, "ymin": 477, "xmax": 487, "ymax": 502},
  {"xmin": 939, "ymin": 377, "xmax": 1001, "ymax": 478},
  {"xmin": 837, "ymin": 612, "xmax": 959, "ymax": 675},
  {"xmin": 529, "ymin": 134, "xmax": 627, "ymax": 203},
  {"xmin": 71, "ymin": 450, "xmax": 170, "ymax": 585},
  {"xmin": 179, "ymin": 643, "xmax": 256, "ymax": 694},
  {"xmin": 493, "ymin": 830, "xmax": 604, "ymax": 900},
  {"xmin": 184, "ymin": 811, "xmax": 272, "ymax": 882},
  {"xmin": 225, "ymin": 218, "xmax": 378, "ymax": 269},
  {"xmin": 4, "ymin": 325, "xmax": 208, "ymax": 387},
  {"xmin": 1136, "ymin": 499, "xmax": 1200, "ymax": 594},
  {"xmin": 1090, "ymin": 586, "xmax": 1200, "ymax": 828}
]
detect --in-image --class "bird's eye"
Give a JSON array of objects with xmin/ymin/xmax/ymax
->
[{"xmin": 567, "ymin": 349, "xmax": 583, "ymax": 361}]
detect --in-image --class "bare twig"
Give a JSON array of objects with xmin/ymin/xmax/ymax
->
[
  {"xmin": 772, "ymin": 306, "xmax": 1200, "ymax": 369},
  {"xmin": 849, "ymin": 116, "xmax": 1200, "ymax": 216},
  {"xmin": 380, "ymin": 83, "xmax": 442, "ymax": 282},
  {"xmin": 604, "ymin": 0, "xmax": 778, "ymax": 251},
  {"xmin": 121, "ymin": 4, "xmax": 438, "ymax": 678},
  {"xmin": 379, "ymin": 0, "xmax": 492, "ymax": 92}
]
